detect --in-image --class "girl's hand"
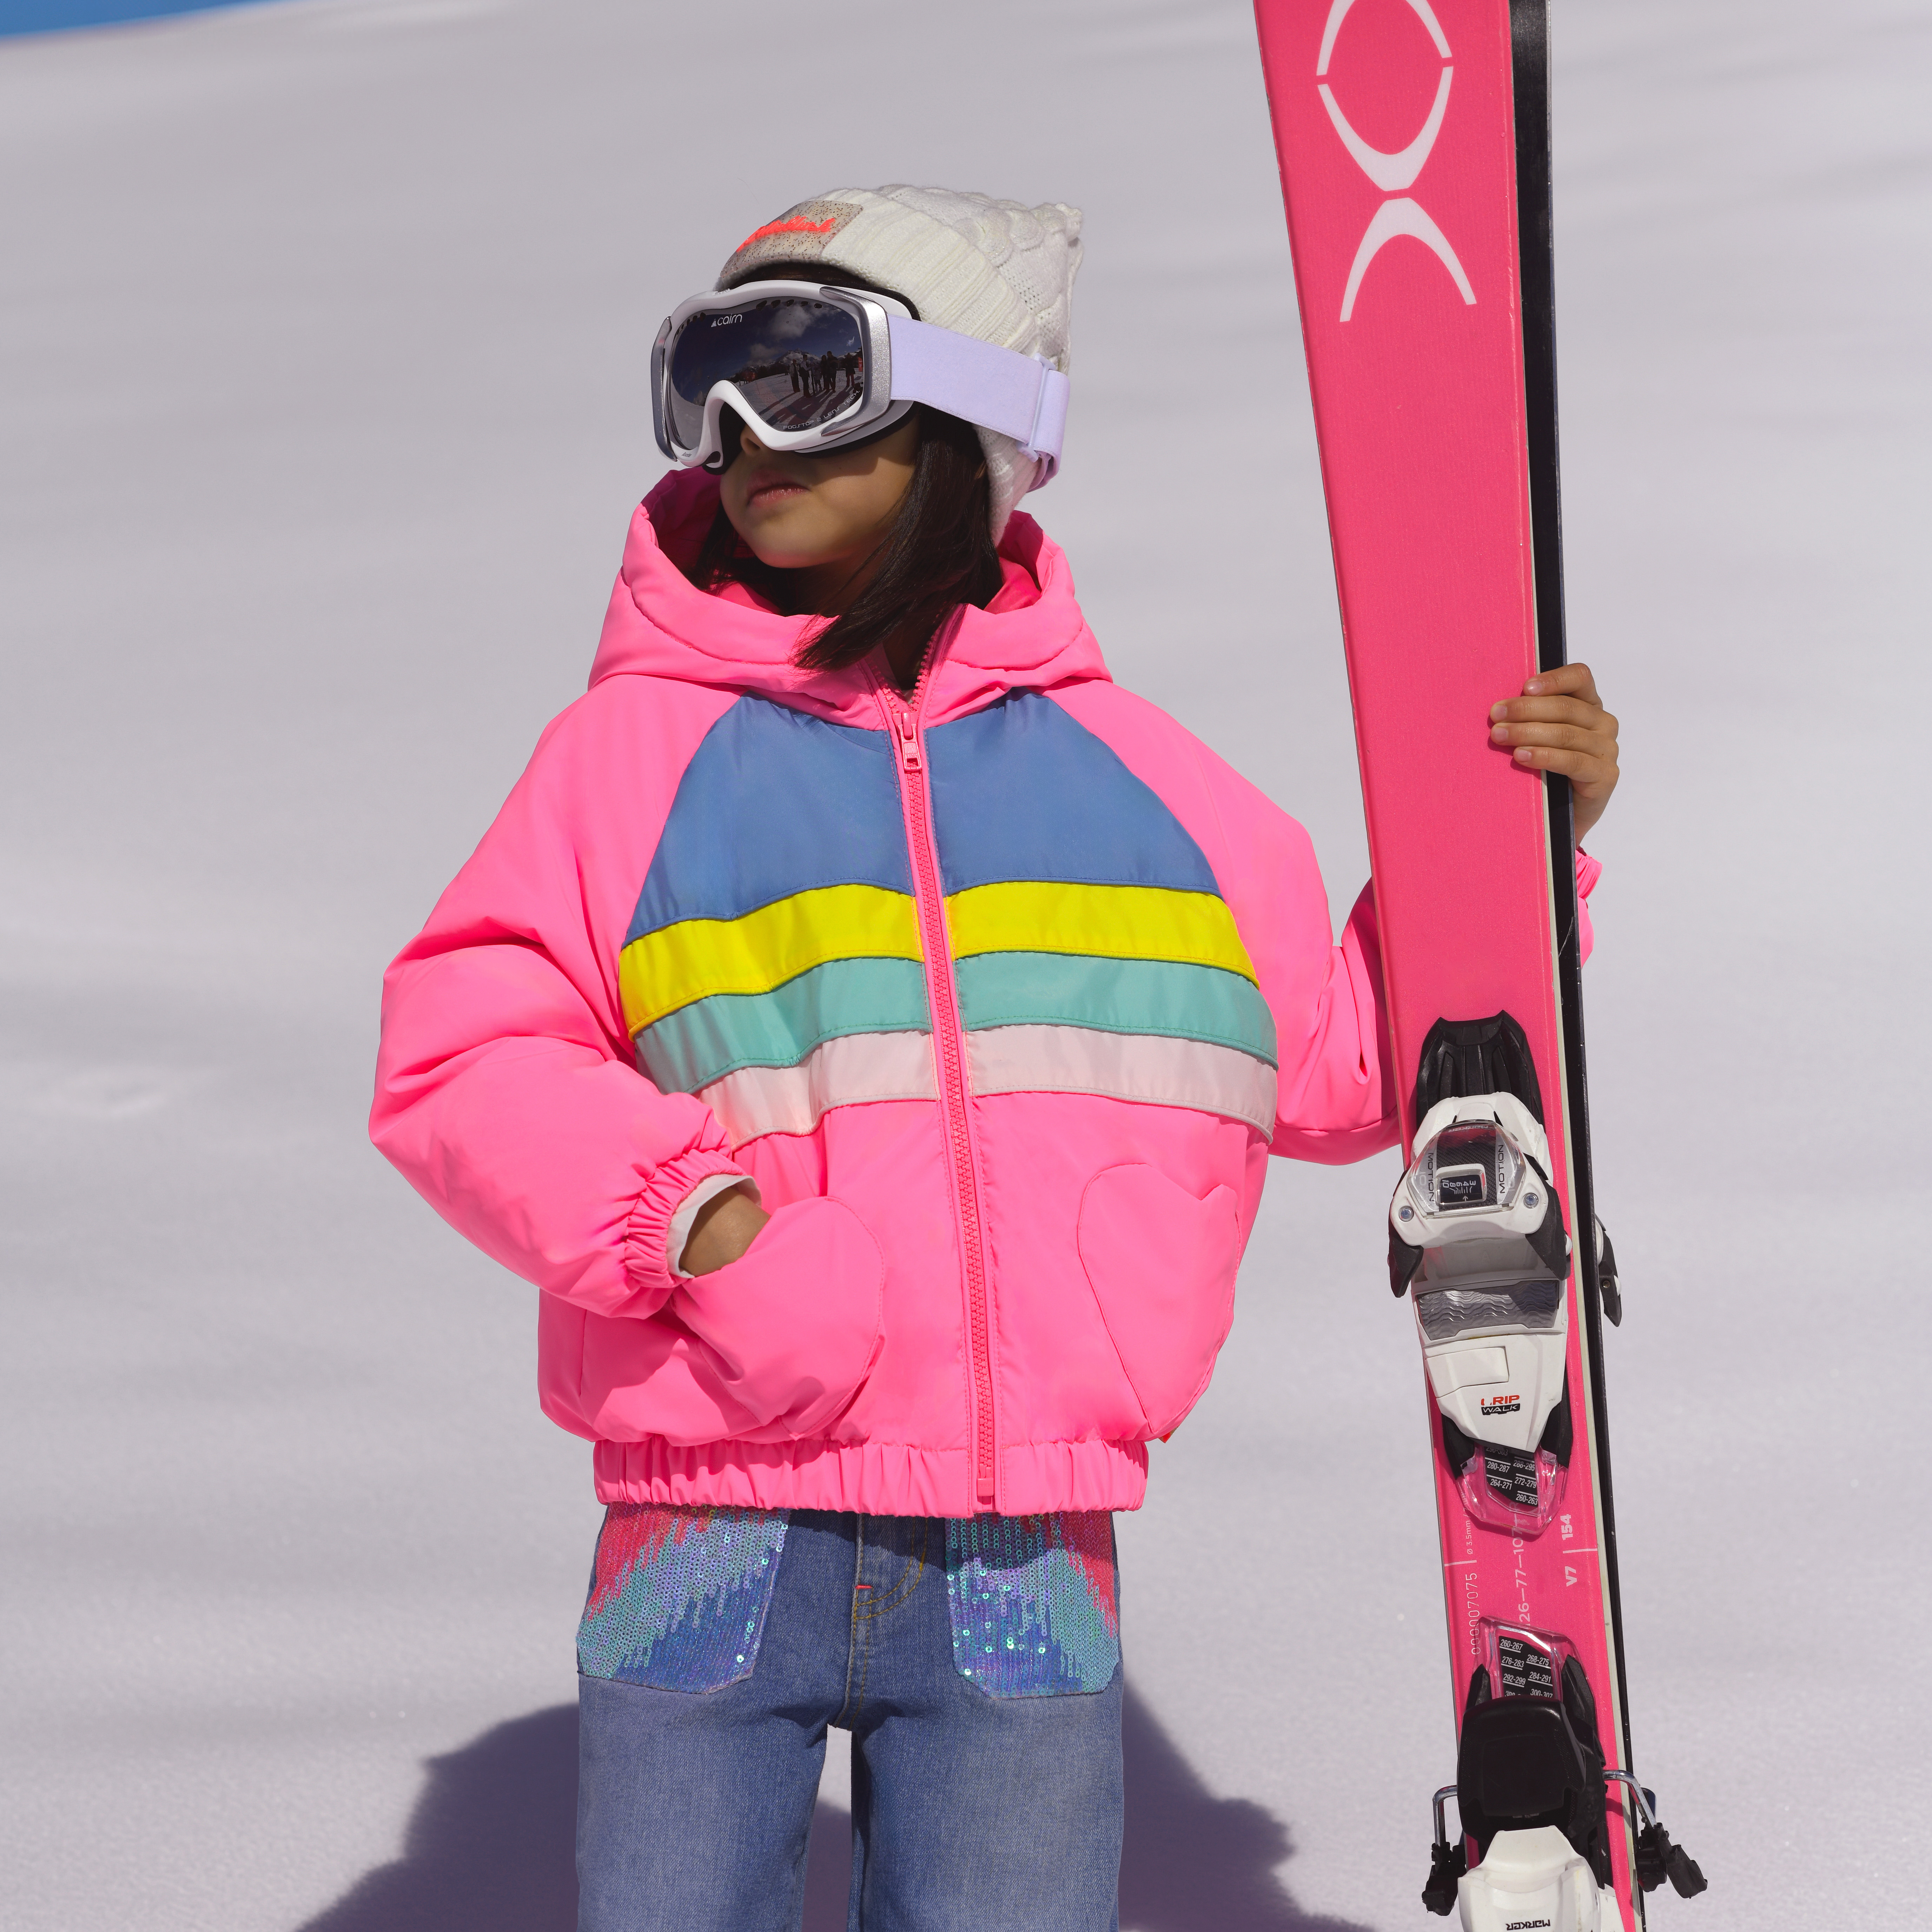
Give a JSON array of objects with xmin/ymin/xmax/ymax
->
[
  {"xmin": 681, "ymin": 1187, "xmax": 771, "ymax": 1276},
  {"xmin": 1488, "ymin": 663, "xmax": 1620, "ymax": 843}
]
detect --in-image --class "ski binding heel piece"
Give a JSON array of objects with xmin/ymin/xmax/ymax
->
[
  {"xmin": 1605, "ymin": 1769, "xmax": 1709, "ymax": 1899},
  {"xmin": 1391, "ymin": 1089, "xmax": 1573, "ymax": 1532},
  {"xmin": 1422, "ymin": 1786, "xmax": 1467, "ymax": 1916},
  {"xmin": 1455, "ymin": 1825, "xmax": 1618, "ymax": 1932},
  {"xmin": 1595, "ymin": 1218, "xmax": 1623, "ymax": 1327}
]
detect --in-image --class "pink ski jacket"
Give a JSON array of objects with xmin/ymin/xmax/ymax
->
[{"xmin": 371, "ymin": 469, "xmax": 1596, "ymax": 1519}]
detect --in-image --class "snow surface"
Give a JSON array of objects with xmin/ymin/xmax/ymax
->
[{"xmin": 2, "ymin": 1, "xmax": 1926, "ymax": 1927}]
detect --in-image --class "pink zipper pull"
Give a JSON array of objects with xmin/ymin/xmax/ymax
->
[{"xmin": 896, "ymin": 707, "xmax": 922, "ymax": 772}]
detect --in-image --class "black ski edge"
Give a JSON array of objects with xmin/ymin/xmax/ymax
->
[{"xmin": 1507, "ymin": 0, "xmax": 1644, "ymax": 1900}]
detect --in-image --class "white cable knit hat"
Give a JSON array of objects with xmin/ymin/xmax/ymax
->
[{"xmin": 717, "ymin": 185, "xmax": 1083, "ymax": 542}]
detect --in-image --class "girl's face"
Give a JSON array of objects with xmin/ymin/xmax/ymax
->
[{"xmin": 717, "ymin": 410, "xmax": 920, "ymax": 598}]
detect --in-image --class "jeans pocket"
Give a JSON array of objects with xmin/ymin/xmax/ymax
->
[
  {"xmin": 576, "ymin": 1503, "xmax": 788, "ymax": 1693},
  {"xmin": 945, "ymin": 1512, "xmax": 1120, "ymax": 1698}
]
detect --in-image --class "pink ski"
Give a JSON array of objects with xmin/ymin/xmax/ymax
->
[{"xmin": 1251, "ymin": 3, "xmax": 1704, "ymax": 1927}]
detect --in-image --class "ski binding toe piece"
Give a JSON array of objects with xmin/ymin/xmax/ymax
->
[{"xmin": 1389, "ymin": 1048, "xmax": 1573, "ymax": 1533}]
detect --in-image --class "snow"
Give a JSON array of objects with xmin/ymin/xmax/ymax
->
[{"xmin": 2, "ymin": 1, "xmax": 1925, "ymax": 1926}]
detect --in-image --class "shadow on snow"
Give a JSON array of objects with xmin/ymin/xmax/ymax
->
[{"xmin": 295, "ymin": 1687, "xmax": 1369, "ymax": 1932}]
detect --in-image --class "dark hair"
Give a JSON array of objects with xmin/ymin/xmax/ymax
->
[{"xmin": 683, "ymin": 265, "xmax": 1004, "ymax": 683}]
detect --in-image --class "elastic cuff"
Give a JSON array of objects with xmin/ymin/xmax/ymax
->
[
  {"xmin": 667, "ymin": 1174, "xmax": 763, "ymax": 1279},
  {"xmin": 1575, "ymin": 848, "xmax": 1601, "ymax": 965},
  {"xmin": 622, "ymin": 1149, "xmax": 750, "ymax": 1312}
]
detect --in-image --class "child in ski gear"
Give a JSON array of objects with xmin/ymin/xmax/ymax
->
[{"xmin": 370, "ymin": 184, "xmax": 1618, "ymax": 1932}]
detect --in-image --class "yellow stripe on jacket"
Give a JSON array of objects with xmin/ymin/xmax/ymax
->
[
  {"xmin": 944, "ymin": 881, "xmax": 1258, "ymax": 982},
  {"xmin": 620, "ymin": 884, "xmax": 924, "ymax": 1035}
]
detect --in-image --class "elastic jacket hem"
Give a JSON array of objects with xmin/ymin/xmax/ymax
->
[{"xmin": 591, "ymin": 1434, "xmax": 1150, "ymax": 1517}]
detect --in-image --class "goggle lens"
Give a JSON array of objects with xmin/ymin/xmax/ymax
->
[{"xmin": 666, "ymin": 296, "xmax": 868, "ymax": 451}]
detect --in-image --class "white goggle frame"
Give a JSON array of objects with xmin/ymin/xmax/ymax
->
[{"xmin": 651, "ymin": 280, "xmax": 1069, "ymax": 484}]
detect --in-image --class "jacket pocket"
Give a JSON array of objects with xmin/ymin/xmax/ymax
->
[
  {"xmin": 579, "ymin": 1196, "xmax": 884, "ymax": 1445},
  {"xmin": 1076, "ymin": 1163, "xmax": 1240, "ymax": 1440},
  {"xmin": 675, "ymin": 1195, "xmax": 885, "ymax": 1437}
]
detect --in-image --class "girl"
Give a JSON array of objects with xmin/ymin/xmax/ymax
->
[{"xmin": 371, "ymin": 184, "xmax": 1619, "ymax": 1932}]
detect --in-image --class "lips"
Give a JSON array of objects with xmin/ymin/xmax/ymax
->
[{"xmin": 743, "ymin": 467, "xmax": 808, "ymax": 508}]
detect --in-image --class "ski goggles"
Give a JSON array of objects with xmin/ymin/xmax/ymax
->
[{"xmin": 651, "ymin": 280, "xmax": 1069, "ymax": 479}]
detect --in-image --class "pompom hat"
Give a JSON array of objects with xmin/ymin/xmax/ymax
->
[{"xmin": 716, "ymin": 185, "xmax": 1083, "ymax": 542}]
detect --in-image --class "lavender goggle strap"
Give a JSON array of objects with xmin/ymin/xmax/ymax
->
[{"xmin": 884, "ymin": 317, "xmax": 1069, "ymax": 484}]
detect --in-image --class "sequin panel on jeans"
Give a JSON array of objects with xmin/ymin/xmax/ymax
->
[
  {"xmin": 944, "ymin": 1511, "xmax": 1119, "ymax": 1696},
  {"xmin": 577, "ymin": 1504, "xmax": 789, "ymax": 1692}
]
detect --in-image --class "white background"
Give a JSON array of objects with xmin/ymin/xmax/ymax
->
[{"xmin": 3, "ymin": 1, "xmax": 1926, "ymax": 1926}]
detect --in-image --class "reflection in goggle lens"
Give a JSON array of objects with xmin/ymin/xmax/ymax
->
[{"xmin": 667, "ymin": 298, "xmax": 867, "ymax": 448}]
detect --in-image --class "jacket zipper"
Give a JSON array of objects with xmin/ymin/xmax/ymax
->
[{"xmin": 874, "ymin": 657, "xmax": 998, "ymax": 1513}]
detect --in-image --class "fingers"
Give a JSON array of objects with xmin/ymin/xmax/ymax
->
[
  {"xmin": 1489, "ymin": 715, "xmax": 1617, "ymax": 783},
  {"xmin": 1486, "ymin": 660, "xmax": 1619, "ymax": 841},
  {"xmin": 1488, "ymin": 662, "xmax": 1615, "ymax": 756},
  {"xmin": 1491, "ymin": 701, "xmax": 1619, "ymax": 745},
  {"xmin": 1526, "ymin": 661, "xmax": 1600, "ymax": 706},
  {"xmin": 1500, "ymin": 733, "xmax": 1617, "ymax": 788},
  {"xmin": 1488, "ymin": 710, "xmax": 1618, "ymax": 762},
  {"xmin": 1489, "ymin": 665, "xmax": 1613, "ymax": 733},
  {"xmin": 1499, "ymin": 730, "xmax": 1620, "ymax": 846}
]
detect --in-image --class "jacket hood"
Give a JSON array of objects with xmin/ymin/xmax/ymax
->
[{"xmin": 587, "ymin": 468, "xmax": 1110, "ymax": 728}]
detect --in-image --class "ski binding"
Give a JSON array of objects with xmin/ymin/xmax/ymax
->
[{"xmin": 1389, "ymin": 1019, "xmax": 1573, "ymax": 1534}]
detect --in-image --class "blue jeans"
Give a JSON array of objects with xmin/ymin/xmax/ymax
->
[{"xmin": 576, "ymin": 1508, "xmax": 1124, "ymax": 1932}]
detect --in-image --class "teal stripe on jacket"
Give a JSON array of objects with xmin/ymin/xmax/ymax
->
[
  {"xmin": 953, "ymin": 952, "xmax": 1278, "ymax": 1067},
  {"xmin": 634, "ymin": 956, "xmax": 933, "ymax": 1096}
]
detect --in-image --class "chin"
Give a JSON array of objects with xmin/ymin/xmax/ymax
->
[
  {"xmin": 739, "ymin": 523, "xmax": 834, "ymax": 573},
  {"xmin": 743, "ymin": 543, "xmax": 824, "ymax": 572}
]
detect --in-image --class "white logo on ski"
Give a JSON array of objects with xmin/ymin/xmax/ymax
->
[
  {"xmin": 1316, "ymin": 0, "xmax": 1476, "ymax": 321},
  {"xmin": 1318, "ymin": 67, "xmax": 1450, "ymax": 188}
]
